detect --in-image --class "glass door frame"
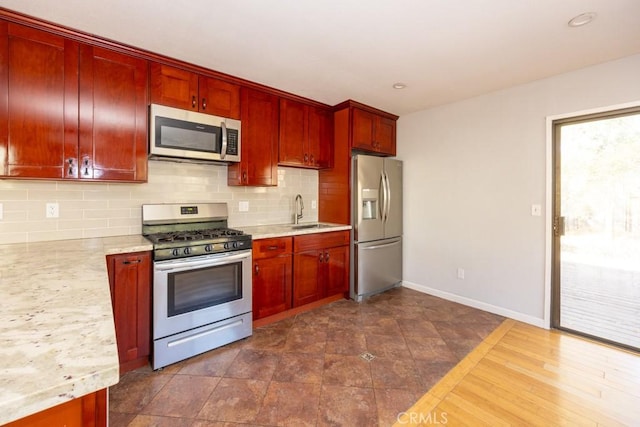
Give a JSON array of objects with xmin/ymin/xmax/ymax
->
[{"xmin": 551, "ymin": 105, "xmax": 640, "ymax": 351}]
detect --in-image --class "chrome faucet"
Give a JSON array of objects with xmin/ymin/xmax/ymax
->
[{"xmin": 294, "ymin": 194, "xmax": 304, "ymax": 224}]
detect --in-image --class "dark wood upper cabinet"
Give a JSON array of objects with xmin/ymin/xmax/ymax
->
[
  {"xmin": 0, "ymin": 21, "xmax": 79, "ymax": 179},
  {"xmin": 279, "ymin": 98, "xmax": 333, "ymax": 169},
  {"xmin": 79, "ymin": 45, "xmax": 148, "ymax": 182},
  {"xmin": 352, "ymin": 106, "xmax": 397, "ymax": 156},
  {"xmin": 228, "ymin": 87, "xmax": 279, "ymax": 186},
  {"xmin": 0, "ymin": 19, "xmax": 148, "ymax": 182},
  {"xmin": 150, "ymin": 62, "xmax": 240, "ymax": 119}
]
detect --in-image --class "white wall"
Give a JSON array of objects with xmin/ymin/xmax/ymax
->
[
  {"xmin": 0, "ymin": 161, "xmax": 318, "ymax": 245},
  {"xmin": 397, "ymin": 54, "xmax": 640, "ymax": 326}
]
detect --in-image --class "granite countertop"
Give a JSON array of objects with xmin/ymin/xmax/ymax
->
[
  {"xmin": 0, "ymin": 235, "xmax": 152, "ymax": 425},
  {"xmin": 238, "ymin": 222, "xmax": 351, "ymax": 240}
]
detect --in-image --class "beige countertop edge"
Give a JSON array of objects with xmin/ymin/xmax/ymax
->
[
  {"xmin": 0, "ymin": 235, "xmax": 152, "ymax": 425},
  {"xmin": 239, "ymin": 223, "xmax": 352, "ymax": 240}
]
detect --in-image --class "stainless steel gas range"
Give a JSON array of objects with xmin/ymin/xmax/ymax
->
[{"xmin": 142, "ymin": 203, "xmax": 252, "ymax": 370}]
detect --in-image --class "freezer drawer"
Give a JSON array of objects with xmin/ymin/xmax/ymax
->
[{"xmin": 353, "ymin": 237, "xmax": 402, "ymax": 301}]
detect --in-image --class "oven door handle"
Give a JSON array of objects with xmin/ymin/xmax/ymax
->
[{"xmin": 154, "ymin": 251, "xmax": 251, "ymax": 272}]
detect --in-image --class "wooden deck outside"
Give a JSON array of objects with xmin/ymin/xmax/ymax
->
[
  {"xmin": 395, "ymin": 319, "xmax": 640, "ymax": 426},
  {"xmin": 560, "ymin": 259, "xmax": 640, "ymax": 350}
]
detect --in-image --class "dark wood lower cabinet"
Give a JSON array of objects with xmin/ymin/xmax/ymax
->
[
  {"xmin": 293, "ymin": 231, "xmax": 350, "ymax": 307},
  {"xmin": 252, "ymin": 237, "xmax": 293, "ymax": 320},
  {"xmin": 106, "ymin": 251, "xmax": 152, "ymax": 375},
  {"xmin": 5, "ymin": 389, "xmax": 107, "ymax": 427},
  {"xmin": 252, "ymin": 232, "xmax": 349, "ymax": 321}
]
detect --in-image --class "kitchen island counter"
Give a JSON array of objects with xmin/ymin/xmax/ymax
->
[{"xmin": 0, "ymin": 235, "xmax": 152, "ymax": 425}]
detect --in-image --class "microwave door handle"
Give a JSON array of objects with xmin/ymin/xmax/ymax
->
[{"xmin": 220, "ymin": 121, "xmax": 228, "ymax": 160}]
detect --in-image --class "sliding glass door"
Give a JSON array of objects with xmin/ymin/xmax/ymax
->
[{"xmin": 552, "ymin": 107, "xmax": 640, "ymax": 350}]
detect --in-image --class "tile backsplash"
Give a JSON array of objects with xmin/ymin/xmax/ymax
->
[{"xmin": 0, "ymin": 160, "xmax": 319, "ymax": 245}]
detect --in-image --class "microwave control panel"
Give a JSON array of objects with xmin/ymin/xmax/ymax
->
[{"xmin": 227, "ymin": 129, "xmax": 239, "ymax": 155}]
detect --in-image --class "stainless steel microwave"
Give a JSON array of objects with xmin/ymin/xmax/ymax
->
[{"xmin": 149, "ymin": 104, "xmax": 241, "ymax": 163}]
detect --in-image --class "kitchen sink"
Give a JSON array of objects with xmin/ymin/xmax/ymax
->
[{"xmin": 291, "ymin": 223, "xmax": 334, "ymax": 230}]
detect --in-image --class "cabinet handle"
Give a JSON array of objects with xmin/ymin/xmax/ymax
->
[
  {"xmin": 255, "ymin": 264, "xmax": 259, "ymax": 274},
  {"xmin": 202, "ymin": 98, "xmax": 207, "ymax": 110},
  {"xmin": 82, "ymin": 157, "xmax": 90, "ymax": 176},
  {"xmin": 67, "ymin": 158, "xmax": 75, "ymax": 176},
  {"xmin": 122, "ymin": 259, "xmax": 142, "ymax": 265},
  {"xmin": 324, "ymin": 252, "xmax": 329, "ymax": 262},
  {"xmin": 192, "ymin": 95, "xmax": 197, "ymax": 108}
]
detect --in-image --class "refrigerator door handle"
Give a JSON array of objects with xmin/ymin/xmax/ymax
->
[
  {"xmin": 383, "ymin": 170, "xmax": 391, "ymax": 223},
  {"xmin": 379, "ymin": 171, "xmax": 386, "ymax": 221},
  {"xmin": 360, "ymin": 240, "xmax": 401, "ymax": 250}
]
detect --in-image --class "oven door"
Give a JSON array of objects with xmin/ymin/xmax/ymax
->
[{"xmin": 153, "ymin": 249, "xmax": 252, "ymax": 340}]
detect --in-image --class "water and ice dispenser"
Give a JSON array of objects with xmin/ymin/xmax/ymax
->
[{"xmin": 361, "ymin": 188, "xmax": 378, "ymax": 220}]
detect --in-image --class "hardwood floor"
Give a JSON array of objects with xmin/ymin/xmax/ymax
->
[{"xmin": 395, "ymin": 319, "xmax": 640, "ymax": 426}]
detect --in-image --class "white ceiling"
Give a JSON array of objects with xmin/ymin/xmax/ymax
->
[{"xmin": 1, "ymin": 0, "xmax": 639, "ymax": 116}]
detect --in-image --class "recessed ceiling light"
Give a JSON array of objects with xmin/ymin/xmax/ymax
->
[
  {"xmin": 568, "ymin": 12, "xmax": 597, "ymax": 27},
  {"xmin": 392, "ymin": 83, "xmax": 407, "ymax": 89}
]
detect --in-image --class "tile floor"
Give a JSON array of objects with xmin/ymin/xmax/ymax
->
[{"xmin": 109, "ymin": 287, "xmax": 504, "ymax": 426}]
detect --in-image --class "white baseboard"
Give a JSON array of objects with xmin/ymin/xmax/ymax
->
[{"xmin": 401, "ymin": 280, "xmax": 547, "ymax": 329}]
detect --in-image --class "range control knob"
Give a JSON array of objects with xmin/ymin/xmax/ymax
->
[
  {"xmin": 204, "ymin": 244, "xmax": 213, "ymax": 252},
  {"xmin": 183, "ymin": 247, "xmax": 191, "ymax": 255},
  {"xmin": 224, "ymin": 242, "xmax": 230, "ymax": 250},
  {"xmin": 232, "ymin": 241, "xmax": 239, "ymax": 249},
  {"xmin": 172, "ymin": 248, "xmax": 180, "ymax": 257}
]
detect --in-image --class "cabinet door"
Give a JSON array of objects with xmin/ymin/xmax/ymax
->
[
  {"xmin": 4, "ymin": 389, "xmax": 107, "ymax": 427},
  {"xmin": 324, "ymin": 245, "xmax": 349, "ymax": 297},
  {"xmin": 149, "ymin": 62, "xmax": 198, "ymax": 110},
  {"xmin": 0, "ymin": 22, "xmax": 79, "ymax": 178},
  {"xmin": 107, "ymin": 252, "xmax": 151, "ymax": 374},
  {"xmin": 293, "ymin": 250, "xmax": 322, "ymax": 307},
  {"xmin": 79, "ymin": 45, "xmax": 148, "ymax": 181},
  {"xmin": 351, "ymin": 108, "xmax": 375, "ymax": 152},
  {"xmin": 309, "ymin": 106, "xmax": 333, "ymax": 169},
  {"xmin": 253, "ymin": 256, "xmax": 292, "ymax": 319},
  {"xmin": 278, "ymin": 98, "xmax": 308, "ymax": 167},
  {"xmin": 228, "ymin": 87, "xmax": 278, "ymax": 186},
  {"xmin": 199, "ymin": 75, "xmax": 240, "ymax": 119},
  {"xmin": 375, "ymin": 116, "xmax": 396, "ymax": 156}
]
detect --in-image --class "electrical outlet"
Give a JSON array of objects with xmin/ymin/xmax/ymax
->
[
  {"xmin": 46, "ymin": 202, "xmax": 59, "ymax": 218},
  {"xmin": 457, "ymin": 268, "xmax": 465, "ymax": 279},
  {"xmin": 238, "ymin": 201, "xmax": 249, "ymax": 212},
  {"xmin": 531, "ymin": 204, "xmax": 542, "ymax": 216},
  {"xmin": 311, "ymin": 200, "xmax": 317, "ymax": 209}
]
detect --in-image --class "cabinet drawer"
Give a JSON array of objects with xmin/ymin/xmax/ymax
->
[
  {"xmin": 253, "ymin": 237, "xmax": 293, "ymax": 259},
  {"xmin": 294, "ymin": 231, "xmax": 350, "ymax": 252}
]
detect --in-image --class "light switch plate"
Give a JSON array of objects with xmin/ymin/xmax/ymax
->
[{"xmin": 238, "ymin": 201, "xmax": 249, "ymax": 212}]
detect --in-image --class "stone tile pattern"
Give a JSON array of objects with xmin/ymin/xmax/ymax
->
[{"xmin": 109, "ymin": 288, "xmax": 503, "ymax": 426}]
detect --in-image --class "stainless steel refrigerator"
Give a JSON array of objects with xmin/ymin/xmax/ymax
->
[{"xmin": 352, "ymin": 154, "xmax": 403, "ymax": 301}]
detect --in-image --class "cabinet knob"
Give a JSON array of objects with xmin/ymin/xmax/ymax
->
[
  {"xmin": 325, "ymin": 252, "xmax": 329, "ymax": 262},
  {"xmin": 318, "ymin": 253, "xmax": 323, "ymax": 263},
  {"xmin": 254, "ymin": 264, "xmax": 259, "ymax": 274},
  {"xmin": 202, "ymin": 98, "xmax": 207, "ymax": 110},
  {"xmin": 192, "ymin": 95, "xmax": 197, "ymax": 108},
  {"xmin": 304, "ymin": 153, "xmax": 309, "ymax": 163},
  {"xmin": 242, "ymin": 171, "xmax": 248, "ymax": 183}
]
